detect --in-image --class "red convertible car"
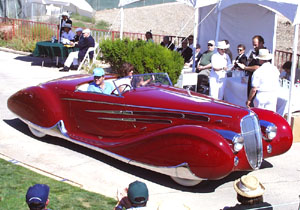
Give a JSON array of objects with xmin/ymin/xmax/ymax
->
[{"xmin": 7, "ymin": 73, "xmax": 293, "ymax": 186}]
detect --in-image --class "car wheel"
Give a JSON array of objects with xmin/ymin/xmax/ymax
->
[
  {"xmin": 28, "ymin": 125, "xmax": 46, "ymax": 138},
  {"xmin": 171, "ymin": 176, "xmax": 202, "ymax": 187}
]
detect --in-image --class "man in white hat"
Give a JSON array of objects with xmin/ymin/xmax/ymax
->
[
  {"xmin": 59, "ymin": 11, "xmax": 72, "ymax": 36},
  {"xmin": 60, "ymin": 28, "xmax": 95, "ymax": 71},
  {"xmin": 61, "ymin": 23, "xmax": 75, "ymax": 43},
  {"xmin": 209, "ymin": 40, "xmax": 232, "ymax": 100},
  {"xmin": 222, "ymin": 175, "xmax": 273, "ymax": 210},
  {"xmin": 246, "ymin": 49, "xmax": 279, "ymax": 112}
]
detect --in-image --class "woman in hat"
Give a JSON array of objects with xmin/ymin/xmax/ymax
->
[
  {"xmin": 246, "ymin": 49, "xmax": 279, "ymax": 112},
  {"xmin": 209, "ymin": 40, "xmax": 232, "ymax": 100},
  {"xmin": 223, "ymin": 175, "xmax": 273, "ymax": 210}
]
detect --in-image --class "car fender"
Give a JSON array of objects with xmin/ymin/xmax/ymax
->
[
  {"xmin": 7, "ymin": 86, "xmax": 63, "ymax": 128},
  {"xmin": 112, "ymin": 125, "xmax": 235, "ymax": 180},
  {"xmin": 252, "ymin": 108, "xmax": 293, "ymax": 157}
]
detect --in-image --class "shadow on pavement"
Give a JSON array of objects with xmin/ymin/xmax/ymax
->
[
  {"xmin": 14, "ymin": 55, "xmax": 63, "ymax": 68},
  {"xmin": 3, "ymin": 118, "xmax": 273, "ymax": 193}
]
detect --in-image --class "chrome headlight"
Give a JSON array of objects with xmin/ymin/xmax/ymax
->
[
  {"xmin": 232, "ymin": 134, "xmax": 244, "ymax": 152},
  {"xmin": 265, "ymin": 124, "xmax": 277, "ymax": 140},
  {"xmin": 260, "ymin": 120, "xmax": 277, "ymax": 141}
]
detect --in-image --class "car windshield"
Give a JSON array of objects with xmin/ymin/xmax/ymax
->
[{"xmin": 113, "ymin": 73, "xmax": 172, "ymax": 95}]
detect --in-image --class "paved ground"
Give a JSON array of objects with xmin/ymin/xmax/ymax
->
[{"xmin": 0, "ymin": 50, "xmax": 300, "ymax": 209}]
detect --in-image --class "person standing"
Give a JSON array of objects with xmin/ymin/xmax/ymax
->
[
  {"xmin": 196, "ymin": 40, "xmax": 215, "ymax": 93},
  {"xmin": 209, "ymin": 40, "xmax": 232, "ymax": 100},
  {"xmin": 246, "ymin": 49, "xmax": 279, "ymax": 112},
  {"xmin": 59, "ymin": 12, "xmax": 72, "ymax": 37},
  {"xmin": 145, "ymin": 31, "xmax": 154, "ymax": 43},
  {"xmin": 176, "ymin": 38, "xmax": 193, "ymax": 64},
  {"xmin": 160, "ymin": 36, "xmax": 175, "ymax": 51},
  {"xmin": 237, "ymin": 35, "xmax": 266, "ymax": 106}
]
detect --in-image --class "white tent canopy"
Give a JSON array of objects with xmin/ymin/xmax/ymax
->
[
  {"xmin": 118, "ymin": 0, "xmax": 299, "ymax": 124},
  {"xmin": 27, "ymin": 0, "xmax": 94, "ymax": 18}
]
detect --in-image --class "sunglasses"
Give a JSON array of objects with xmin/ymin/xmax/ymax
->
[
  {"xmin": 208, "ymin": 44, "xmax": 213, "ymax": 47},
  {"xmin": 219, "ymin": 48, "xmax": 226, "ymax": 51},
  {"xmin": 95, "ymin": 76, "xmax": 104, "ymax": 79}
]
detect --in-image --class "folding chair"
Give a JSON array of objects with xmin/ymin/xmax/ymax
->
[{"xmin": 77, "ymin": 42, "xmax": 100, "ymax": 71}]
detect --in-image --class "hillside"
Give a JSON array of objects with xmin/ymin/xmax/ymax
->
[{"xmin": 95, "ymin": 2, "xmax": 300, "ymax": 54}]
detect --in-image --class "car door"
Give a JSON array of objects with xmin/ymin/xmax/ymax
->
[{"xmin": 69, "ymin": 90, "xmax": 136, "ymax": 138}]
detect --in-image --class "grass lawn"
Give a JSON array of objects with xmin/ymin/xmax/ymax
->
[{"xmin": 0, "ymin": 158, "xmax": 116, "ymax": 209}]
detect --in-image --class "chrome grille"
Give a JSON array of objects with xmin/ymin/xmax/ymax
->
[{"xmin": 240, "ymin": 113, "xmax": 263, "ymax": 169}]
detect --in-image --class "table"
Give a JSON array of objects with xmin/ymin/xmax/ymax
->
[
  {"xmin": 224, "ymin": 77, "xmax": 300, "ymax": 116},
  {"xmin": 33, "ymin": 41, "xmax": 79, "ymax": 66},
  {"xmin": 175, "ymin": 67, "xmax": 198, "ymax": 91}
]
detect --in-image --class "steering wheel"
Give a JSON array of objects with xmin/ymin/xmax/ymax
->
[{"xmin": 111, "ymin": 84, "xmax": 131, "ymax": 95}]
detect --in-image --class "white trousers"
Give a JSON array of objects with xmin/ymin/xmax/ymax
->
[
  {"xmin": 254, "ymin": 91, "xmax": 277, "ymax": 112},
  {"xmin": 64, "ymin": 51, "xmax": 79, "ymax": 67},
  {"xmin": 209, "ymin": 70, "xmax": 227, "ymax": 100}
]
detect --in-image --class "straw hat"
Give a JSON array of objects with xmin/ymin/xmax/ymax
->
[
  {"xmin": 216, "ymin": 40, "xmax": 229, "ymax": 49},
  {"xmin": 255, "ymin": 49, "xmax": 273, "ymax": 60},
  {"xmin": 233, "ymin": 175, "xmax": 265, "ymax": 198}
]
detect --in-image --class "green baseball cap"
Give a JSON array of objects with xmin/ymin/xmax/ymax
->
[{"xmin": 127, "ymin": 181, "xmax": 149, "ymax": 205}]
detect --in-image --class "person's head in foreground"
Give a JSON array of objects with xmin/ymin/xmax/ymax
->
[
  {"xmin": 234, "ymin": 175, "xmax": 265, "ymax": 205},
  {"xmin": 26, "ymin": 184, "xmax": 50, "ymax": 210},
  {"xmin": 127, "ymin": 180, "xmax": 149, "ymax": 207},
  {"xmin": 93, "ymin": 67, "xmax": 105, "ymax": 85}
]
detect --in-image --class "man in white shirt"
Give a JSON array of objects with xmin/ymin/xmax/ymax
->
[
  {"xmin": 246, "ymin": 49, "xmax": 279, "ymax": 112},
  {"xmin": 209, "ymin": 40, "xmax": 232, "ymax": 100}
]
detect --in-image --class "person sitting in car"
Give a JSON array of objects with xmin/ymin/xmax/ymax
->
[{"xmin": 88, "ymin": 68, "xmax": 114, "ymax": 95}]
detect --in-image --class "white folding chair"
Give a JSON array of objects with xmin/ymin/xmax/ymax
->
[{"xmin": 77, "ymin": 42, "xmax": 99, "ymax": 71}]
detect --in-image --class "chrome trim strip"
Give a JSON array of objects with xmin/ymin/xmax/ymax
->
[
  {"xmin": 62, "ymin": 98, "xmax": 232, "ymax": 118},
  {"xmin": 97, "ymin": 117, "xmax": 172, "ymax": 124},
  {"xmin": 20, "ymin": 118, "xmax": 202, "ymax": 181},
  {"xmin": 87, "ymin": 110, "xmax": 209, "ymax": 122}
]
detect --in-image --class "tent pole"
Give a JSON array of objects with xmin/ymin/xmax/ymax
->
[
  {"xmin": 192, "ymin": 7, "xmax": 199, "ymax": 72},
  {"xmin": 287, "ymin": 24, "xmax": 299, "ymax": 124},
  {"xmin": 120, "ymin": 7, "xmax": 124, "ymax": 40},
  {"xmin": 215, "ymin": 9, "xmax": 221, "ymax": 44}
]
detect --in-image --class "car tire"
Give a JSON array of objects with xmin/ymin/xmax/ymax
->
[
  {"xmin": 171, "ymin": 176, "xmax": 202, "ymax": 187},
  {"xmin": 28, "ymin": 125, "xmax": 46, "ymax": 138}
]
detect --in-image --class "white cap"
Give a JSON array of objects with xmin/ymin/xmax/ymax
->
[
  {"xmin": 208, "ymin": 40, "xmax": 215, "ymax": 46},
  {"xmin": 75, "ymin": 28, "xmax": 83, "ymax": 32},
  {"xmin": 83, "ymin": 28, "xmax": 91, "ymax": 34},
  {"xmin": 61, "ymin": 12, "xmax": 69, "ymax": 18}
]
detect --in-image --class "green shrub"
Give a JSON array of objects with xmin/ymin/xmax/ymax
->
[
  {"xmin": 95, "ymin": 20, "xmax": 110, "ymax": 30},
  {"xmin": 5, "ymin": 37, "xmax": 36, "ymax": 52},
  {"xmin": 100, "ymin": 39, "xmax": 184, "ymax": 84}
]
